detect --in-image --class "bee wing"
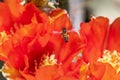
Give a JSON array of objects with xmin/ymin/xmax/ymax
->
[
  {"xmin": 52, "ymin": 31, "xmax": 62, "ymax": 34},
  {"xmin": 53, "ymin": 29, "xmax": 74, "ymax": 34}
]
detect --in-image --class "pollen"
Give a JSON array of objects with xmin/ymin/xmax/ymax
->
[
  {"xmin": 97, "ymin": 50, "xmax": 120, "ymax": 73},
  {"xmin": 0, "ymin": 31, "xmax": 10, "ymax": 45},
  {"xmin": 40, "ymin": 54, "xmax": 57, "ymax": 66}
]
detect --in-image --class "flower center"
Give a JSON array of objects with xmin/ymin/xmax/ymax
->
[
  {"xmin": 40, "ymin": 54, "xmax": 57, "ymax": 66},
  {"xmin": 97, "ymin": 50, "xmax": 120, "ymax": 73}
]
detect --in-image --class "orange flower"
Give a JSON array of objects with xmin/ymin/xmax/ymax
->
[
  {"xmin": 80, "ymin": 16, "xmax": 120, "ymax": 62},
  {"xmin": 79, "ymin": 17, "xmax": 120, "ymax": 80},
  {"xmin": 0, "ymin": 1, "xmax": 49, "ymax": 61},
  {"xmin": 0, "ymin": 1, "xmax": 83, "ymax": 80},
  {"xmin": 1, "ymin": 0, "xmax": 120, "ymax": 80}
]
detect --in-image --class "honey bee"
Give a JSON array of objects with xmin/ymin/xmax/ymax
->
[
  {"xmin": 61, "ymin": 28, "xmax": 69, "ymax": 42},
  {"xmin": 52, "ymin": 27, "xmax": 73, "ymax": 43}
]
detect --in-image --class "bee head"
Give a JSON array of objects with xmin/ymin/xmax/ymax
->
[{"xmin": 62, "ymin": 27, "xmax": 66, "ymax": 33}]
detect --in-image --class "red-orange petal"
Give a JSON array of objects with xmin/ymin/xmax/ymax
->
[
  {"xmin": 0, "ymin": 2, "xmax": 13, "ymax": 32},
  {"xmin": 106, "ymin": 17, "xmax": 120, "ymax": 52},
  {"xmin": 89, "ymin": 62, "xmax": 105, "ymax": 79},
  {"xmin": 80, "ymin": 16, "xmax": 109, "ymax": 63},
  {"xmin": 49, "ymin": 8, "xmax": 72, "ymax": 31},
  {"xmin": 7, "ymin": 44, "xmax": 26, "ymax": 69},
  {"xmin": 89, "ymin": 62, "xmax": 117, "ymax": 80},
  {"xmin": 101, "ymin": 63, "xmax": 117, "ymax": 80},
  {"xmin": 20, "ymin": 70, "xmax": 36, "ymax": 80},
  {"xmin": 4, "ymin": 0, "xmax": 24, "ymax": 18},
  {"xmin": 38, "ymin": 33, "xmax": 50, "ymax": 47},
  {"xmin": 116, "ymin": 72, "xmax": 120, "ymax": 80},
  {"xmin": 58, "ymin": 76, "xmax": 79, "ymax": 80},
  {"xmin": 36, "ymin": 65, "xmax": 63, "ymax": 80}
]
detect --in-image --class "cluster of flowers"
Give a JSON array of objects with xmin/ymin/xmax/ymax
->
[{"xmin": 0, "ymin": 0, "xmax": 120, "ymax": 80}]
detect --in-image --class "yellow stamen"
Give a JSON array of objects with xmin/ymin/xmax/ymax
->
[
  {"xmin": 98, "ymin": 50, "xmax": 120, "ymax": 73},
  {"xmin": 40, "ymin": 54, "xmax": 57, "ymax": 66}
]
